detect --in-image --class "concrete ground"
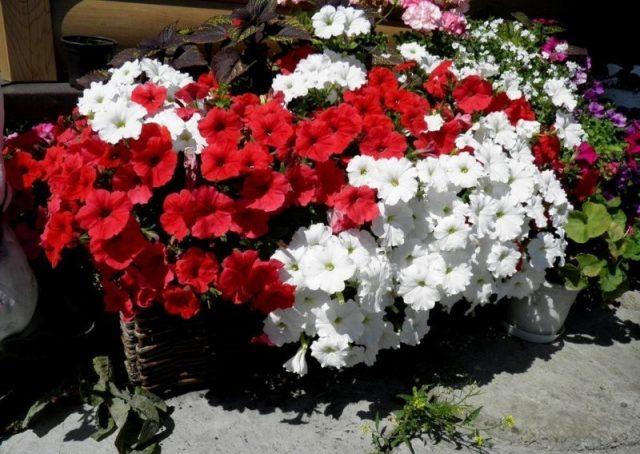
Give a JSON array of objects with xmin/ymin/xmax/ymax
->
[{"xmin": 1, "ymin": 293, "xmax": 639, "ymax": 454}]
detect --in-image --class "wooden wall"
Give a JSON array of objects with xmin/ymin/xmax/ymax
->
[{"xmin": 0, "ymin": 0, "xmax": 57, "ymax": 81}]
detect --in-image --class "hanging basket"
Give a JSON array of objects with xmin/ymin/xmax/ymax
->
[{"xmin": 120, "ymin": 307, "xmax": 213, "ymax": 395}]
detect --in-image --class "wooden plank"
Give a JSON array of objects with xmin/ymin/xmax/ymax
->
[
  {"xmin": 53, "ymin": 0, "xmax": 240, "ymax": 49},
  {"xmin": 0, "ymin": 0, "xmax": 57, "ymax": 81}
]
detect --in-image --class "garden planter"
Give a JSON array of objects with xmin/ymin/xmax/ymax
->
[
  {"xmin": 120, "ymin": 308, "xmax": 213, "ymax": 395},
  {"xmin": 503, "ymin": 284, "xmax": 579, "ymax": 343},
  {"xmin": 60, "ymin": 35, "xmax": 117, "ymax": 86}
]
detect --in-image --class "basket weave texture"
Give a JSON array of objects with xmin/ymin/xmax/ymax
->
[{"xmin": 120, "ymin": 307, "xmax": 213, "ymax": 395}]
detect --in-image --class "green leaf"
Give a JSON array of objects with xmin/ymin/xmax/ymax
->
[
  {"xmin": 575, "ymin": 253, "xmax": 606, "ymax": 277},
  {"xmin": 599, "ymin": 264, "xmax": 626, "ymax": 293},
  {"xmin": 114, "ymin": 413, "xmax": 140, "ymax": 454},
  {"xmin": 93, "ymin": 356, "xmax": 113, "ymax": 383},
  {"xmin": 565, "ymin": 211, "xmax": 589, "ymax": 243},
  {"xmin": 607, "ymin": 220, "xmax": 626, "ymax": 243},
  {"xmin": 91, "ymin": 416, "xmax": 116, "ymax": 441},
  {"xmin": 109, "ymin": 398, "xmax": 132, "ymax": 428},
  {"xmin": 584, "ymin": 202, "xmax": 612, "ymax": 238},
  {"xmin": 135, "ymin": 388, "xmax": 169, "ymax": 413},
  {"xmin": 511, "ymin": 11, "xmax": 532, "ymax": 27},
  {"xmin": 560, "ymin": 264, "xmax": 588, "ymax": 291},
  {"xmin": 22, "ymin": 397, "xmax": 53, "ymax": 429},
  {"xmin": 622, "ymin": 234, "xmax": 640, "ymax": 261}
]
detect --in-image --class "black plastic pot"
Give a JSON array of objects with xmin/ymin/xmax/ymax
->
[{"xmin": 60, "ymin": 35, "xmax": 118, "ymax": 86}]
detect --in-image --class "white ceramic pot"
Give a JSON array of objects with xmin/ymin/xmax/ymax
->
[
  {"xmin": 0, "ymin": 90, "xmax": 39, "ymax": 342},
  {"xmin": 503, "ymin": 282, "xmax": 579, "ymax": 343}
]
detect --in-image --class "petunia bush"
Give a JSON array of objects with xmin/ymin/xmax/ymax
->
[{"xmin": 3, "ymin": 0, "xmax": 639, "ymax": 376}]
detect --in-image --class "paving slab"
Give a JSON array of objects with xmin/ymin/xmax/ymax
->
[{"xmin": 1, "ymin": 293, "xmax": 639, "ymax": 454}]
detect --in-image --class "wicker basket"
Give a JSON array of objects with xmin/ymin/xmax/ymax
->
[{"xmin": 120, "ymin": 307, "xmax": 213, "ymax": 395}]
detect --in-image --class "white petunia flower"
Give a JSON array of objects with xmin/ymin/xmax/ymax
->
[
  {"xmin": 290, "ymin": 223, "xmax": 333, "ymax": 249},
  {"xmin": 300, "ymin": 241, "xmax": 356, "ymax": 294},
  {"xmin": 400, "ymin": 308, "xmax": 430, "ymax": 346},
  {"xmin": 340, "ymin": 6, "xmax": 371, "ymax": 37},
  {"xmin": 528, "ymin": 232, "xmax": 565, "ymax": 269},
  {"xmin": 78, "ymin": 82, "xmax": 119, "ymax": 117},
  {"xmin": 554, "ymin": 112, "xmax": 586, "ymax": 149},
  {"xmin": 264, "ymin": 309, "xmax": 305, "ymax": 346},
  {"xmin": 398, "ymin": 42, "xmax": 428, "ymax": 62},
  {"xmin": 475, "ymin": 142, "xmax": 510, "ymax": 183},
  {"xmin": 91, "ymin": 99, "xmax": 146, "ymax": 144},
  {"xmin": 445, "ymin": 153, "xmax": 484, "ymax": 188},
  {"xmin": 490, "ymin": 197, "xmax": 525, "ymax": 242},
  {"xmin": 372, "ymin": 202, "xmax": 414, "ymax": 247},
  {"xmin": 312, "ymin": 5, "xmax": 347, "ymax": 39},
  {"xmin": 272, "ymin": 247, "xmax": 308, "ymax": 287},
  {"xmin": 398, "ymin": 253, "xmax": 446, "ymax": 310},
  {"xmin": 424, "ymin": 113, "xmax": 444, "ymax": 132},
  {"xmin": 347, "ymin": 154, "xmax": 377, "ymax": 187},
  {"xmin": 370, "ymin": 158, "xmax": 418, "ymax": 205},
  {"xmin": 486, "ymin": 243, "xmax": 521, "ymax": 278},
  {"xmin": 310, "ymin": 335, "xmax": 351, "ymax": 368},
  {"xmin": 284, "ymin": 345, "xmax": 308, "ymax": 376},
  {"xmin": 543, "ymin": 78, "xmax": 577, "ymax": 111},
  {"xmin": 433, "ymin": 215, "xmax": 471, "ymax": 251},
  {"xmin": 313, "ymin": 300, "xmax": 365, "ymax": 341}
]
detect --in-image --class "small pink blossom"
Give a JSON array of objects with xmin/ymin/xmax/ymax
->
[
  {"xmin": 402, "ymin": 1, "xmax": 442, "ymax": 32},
  {"xmin": 440, "ymin": 11, "xmax": 467, "ymax": 35},
  {"xmin": 541, "ymin": 38, "xmax": 568, "ymax": 63}
]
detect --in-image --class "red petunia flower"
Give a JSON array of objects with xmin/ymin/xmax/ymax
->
[
  {"xmin": 162, "ymin": 285, "xmax": 200, "ymax": 319},
  {"xmin": 333, "ymin": 185, "xmax": 380, "ymax": 225},
  {"xmin": 314, "ymin": 160, "xmax": 346, "ymax": 207},
  {"xmin": 573, "ymin": 167, "xmax": 600, "ymax": 201},
  {"xmin": 237, "ymin": 142, "xmax": 273, "ymax": 174},
  {"xmin": 112, "ymin": 164, "xmax": 153, "ymax": 205},
  {"xmin": 190, "ymin": 186, "xmax": 234, "ymax": 239},
  {"xmin": 76, "ymin": 189, "xmax": 132, "ymax": 239},
  {"xmin": 248, "ymin": 112, "xmax": 294, "ymax": 149},
  {"xmin": 252, "ymin": 281, "xmax": 295, "ymax": 314},
  {"xmin": 41, "ymin": 210, "xmax": 75, "ymax": 267},
  {"xmin": 360, "ymin": 126, "xmax": 407, "ymax": 159},
  {"xmin": 201, "ymin": 139, "xmax": 242, "ymax": 182},
  {"xmin": 48, "ymin": 153, "xmax": 96, "ymax": 201},
  {"xmin": 240, "ymin": 169, "xmax": 291, "ymax": 212},
  {"xmin": 362, "ymin": 113, "xmax": 394, "ymax": 132},
  {"xmin": 130, "ymin": 123, "xmax": 177, "ymax": 188},
  {"xmin": 367, "ymin": 67, "xmax": 398, "ymax": 92},
  {"xmin": 198, "ymin": 107, "xmax": 242, "ymax": 145},
  {"xmin": 276, "ymin": 45, "xmax": 315, "ymax": 74},
  {"xmin": 343, "ymin": 89, "xmax": 384, "ymax": 118},
  {"xmin": 318, "ymin": 104, "xmax": 362, "ymax": 152},
  {"xmin": 400, "ymin": 106, "xmax": 429, "ymax": 137},
  {"xmin": 127, "ymin": 243, "xmax": 172, "ymax": 291},
  {"xmin": 131, "ymin": 82, "xmax": 167, "ymax": 114},
  {"xmin": 160, "ymin": 189, "xmax": 196, "ymax": 240},
  {"xmin": 4, "ymin": 151, "xmax": 43, "ymax": 190},
  {"xmin": 218, "ymin": 249, "xmax": 262, "ymax": 304},
  {"xmin": 626, "ymin": 131, "xmax": 640, "ymax": 155},
  {"xmin": 414, "ymin": 119, "xmax": 461, "ymax": 155},
  {"xmin": 89, "ymin": 216, "xmax": 147, "ymax": 270},
  {"xmin": 174, "ymin": 82, "xmax": 210, "ymax": 104},
  {"xmin": 424, "ymin": 61, "xmax": 457, "ymax": 99},
  {"xmin": 294, "ymin": 119, "xmax": 339, "ymax": 162},
  {"xmin": 285, "ymin": 164, "xmax": 318, "ymax": 207},
  {"xmin": 453, "ymin": 76, "xmax": 493, "ymax": 114},
  {"xmin": 175, "ymin": 247, "xmax": 219, "ymax": 293},
  {"xmin": 231, "ymin": 93, "xmax": 261, "ymax": 120},
  {"xmin": 230, "ymin": 207, "xmax": 270, "ymax": 239},
  {"xmin": 103, "ymin": 281, "xmax": 134, "ymax": 318},
  {"xmin": 533, "ymin": 133, "xmax": 561, "ymax": 170}
]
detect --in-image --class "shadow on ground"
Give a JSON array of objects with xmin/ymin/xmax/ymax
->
[{"xmin": 203, "ymin": 296, "xmax": 640, "ymax": 425}]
